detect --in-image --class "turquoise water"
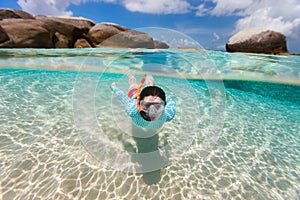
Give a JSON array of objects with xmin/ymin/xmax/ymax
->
[{"xmin": 0, "ymin": 48, "xmax": 299, "ymax": 199}]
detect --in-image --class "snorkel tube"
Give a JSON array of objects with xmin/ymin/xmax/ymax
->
[{"xmin": 136, "ymin": 75, "xmax": 146, "ymax": 112}]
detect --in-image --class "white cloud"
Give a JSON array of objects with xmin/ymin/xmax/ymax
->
[
  {"xmin": 235, "ymin": 7, "xmax": 300, "ymax": 39},
  {"xmin": 18, "ymin": 0, "xmax": 191, "ymax": 16},
  {"xmin": 197, "ymin": 0, "xmax": 300, "ymax": 39},
  {"xmin": 195, "ymin": 4, "xmax": 210, "ymax": 16},
  {"xmin": 233, "ymin": 0, "xmax": 300, "ymax": 39},
  {"xmin": 122, "ymin": 0, "xmax": 191, "ymax": 14},
  {"xmin": 17, "ymin": 0, "xmax": 75, "ymax": 16},
  {"xmin": 17, "ymin": 0, "xmax": 117, "ymax": 16},
  {"xmin": 210, "ymin": 0, "xmax": 254, "ymax": 16},
  {"xmin": 195, "ymin": 0, "xmax": 257, "ymax": 17},
  {"xmin": 212, "ymin": 32, "xmax": 220, "ymax": 42}
]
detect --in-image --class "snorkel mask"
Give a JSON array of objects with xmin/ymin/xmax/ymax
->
[
  {"xmin": 136, "ymin": 76, "xmax": 166, "ymax": 121},
  {"xmin": 140, "ymin": 99, "xmax": 165, "ymax": 121}
]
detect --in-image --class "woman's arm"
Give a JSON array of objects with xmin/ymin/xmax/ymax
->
[
  {"xmin": 165, "ymin": 97, "xmax": 176, "ymax": 121},
  {"xmin": 110, "ymin": 83, "xmax": 139, "ymax": 117},
  {"xmin": 110, "ymin": 83, "xmax": 130, "ymax": 107}
]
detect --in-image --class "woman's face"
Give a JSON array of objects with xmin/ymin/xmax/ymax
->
[{"xmin": 140, "ymin": 96, "xmax": 165, "ymax": 121}]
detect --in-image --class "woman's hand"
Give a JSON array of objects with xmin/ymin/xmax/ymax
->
[{"xmin": 110, "ymin": 82, "xmax": 116, "ymax": 90}]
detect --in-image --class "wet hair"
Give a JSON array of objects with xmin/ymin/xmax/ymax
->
[{"xmin": 139, "ymin": 86, "xmax": 166, "ymax": 104}]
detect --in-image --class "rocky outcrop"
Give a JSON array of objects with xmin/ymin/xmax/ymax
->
[
  {"xmin": 88, "ymin": 23, "xmax": 129, "ymax": 46},
  {"xmin": 0, "ymin": 26, "xmax": 9, "ymax": 43},
  {"xmin": 154, "ymin": 40, "xmax": 169, "ymax": 49},
  {"xmin": 226, "ymin": 27, "xmax": 288, "ymax": 54},
  {"xmin": 98, "ymin": 29, "xmax": 155, "ymax": 48},
  {"xmin": 0, "ymin": 8, "xmax": 169, "ymax": 49},
  {"xmin": 74, "ymin": 38, "xmax": 92, "ymax": 48},
  {"xmin": 35, "ymin": 15, "xmax": 95, "ymax": 48},
  {"xmin": 0, "ymin": 8, "xmax": 35, "ymax": 19},
  {"xmin": 0, "ymin": 19, "xmax": 54, "ymax": 48}
]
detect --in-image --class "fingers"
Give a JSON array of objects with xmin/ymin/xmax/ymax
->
[{"xmin": 110, "ymin": 82, "xmax": 116, "ymax": 89}]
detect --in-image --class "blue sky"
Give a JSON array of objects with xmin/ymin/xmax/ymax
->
[{"xmin": 1, "ymin": 0, "xmax": 300, "ymax": 53}]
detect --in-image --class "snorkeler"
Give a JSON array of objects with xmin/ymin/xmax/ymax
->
[{"xmin": 110, "ymin": 74, "xmax": 176, "ymax": 129}]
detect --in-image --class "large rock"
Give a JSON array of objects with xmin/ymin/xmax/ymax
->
[
  {"xmin": 35, "ymin": 15, "xmax": 95, "ymax": 48},
  {"xmin": 226, "ymin": 28, "xmax": 288, "ymax": 54},
  {"xmin": 0, "ymin": 8, "xmax": 169, "ymax": 49},
  {"xmin": 154, "ymin": 40, "xmax": 169, "ymax": 49},
  {"xmin": 0, "ymin": 8, "xmax": 35, "ymax": 20},
  {"xmin": 88, "ymin": 22, "xmax": 159, "ymax": 48},
  {"xmin": 87, "ymin": 23, "xmax": 129, "ymax": 46},
  {"xmin": 0, "ymin": 26, "xmax": 9, "ymax": 43},
  {"xmin": 88, "ymin": 22, "xmax": 161, "ymax": 48},
  {"xmin": 98, "ymin": 29, "xmax": 155, "ymax": 48},
  {"xmin": 0, "ymin": 19, "xmax": 54, "ymax": 48},
  {"xmin": 74, "ymin": 38, "xmax": 92, "ymax": 48}
]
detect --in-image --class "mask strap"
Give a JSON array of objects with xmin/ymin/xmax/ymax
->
[{"xmin": 136, "ymin": 75, "xmax": 146, "ymax": 112}]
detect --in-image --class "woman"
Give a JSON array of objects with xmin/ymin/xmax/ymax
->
[{"xmin": 110, "ymin": 74, "xmax": 176, "ymax": 130}]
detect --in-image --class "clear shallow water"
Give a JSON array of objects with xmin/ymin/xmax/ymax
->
[{"xmin": 0, "ymin": 48, "xmax": 299, "ymax": 199}]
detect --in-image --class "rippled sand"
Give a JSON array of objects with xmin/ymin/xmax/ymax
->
[{"xmin": 0, "ymin": 69, "xmax": 299, "ymax": 199}]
